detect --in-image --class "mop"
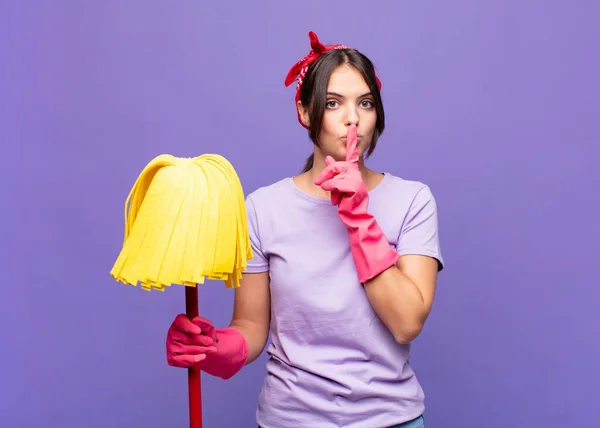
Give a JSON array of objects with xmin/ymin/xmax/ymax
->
[{"xmin": 110, "ymin": 153, "xmax": 252, "ymax": 428}]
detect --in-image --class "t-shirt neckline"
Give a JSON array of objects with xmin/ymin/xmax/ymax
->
[{"xmin": 286, "ymin": 172, "xmax": 391, "ymax": 205}]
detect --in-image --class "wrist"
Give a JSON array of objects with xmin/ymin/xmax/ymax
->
[
  {"xmin": 346, "ymin": 216, "xmax": 399, "ymax": 283},
  {"xmin": 202, "ymin": 327, "xmax": 249, "ymax": 380}
]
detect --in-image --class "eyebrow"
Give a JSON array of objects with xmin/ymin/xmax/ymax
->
[{"xmin": 327, "ymin": 91, "xmax": 373, "ymax": 99}]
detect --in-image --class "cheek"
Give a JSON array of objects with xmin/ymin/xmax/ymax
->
[
  {"xmin": 361, "ymin": 113, "xmax": 378, "ymax": 146},
  {"xmin": 320, "ymin": 112, "xmax": 341, "ymax": 139},
  {"xmin": 322, "ymin": 109, "xmax": 343, "ymax": 126},
  {"xmin": 364, "ymin": 110, "xmax": 378, "ymax": 127}
]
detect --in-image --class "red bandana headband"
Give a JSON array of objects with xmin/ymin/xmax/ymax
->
[{"xmin": 284, "ymin": 31, "xmax": 382, "ymax": 128}]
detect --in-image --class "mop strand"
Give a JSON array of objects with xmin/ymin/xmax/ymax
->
[{"xmin": 109, "ymin": 153, "xmax": 252, "ymax": 291}]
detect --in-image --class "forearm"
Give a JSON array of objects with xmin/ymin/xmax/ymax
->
[
  {"xmin": 229, "ymin": 319, "xmax": 268, "ymax": 364},
  {"xmin": 363, "ymin": 263, "xmax": 428, "ymax": 344}
]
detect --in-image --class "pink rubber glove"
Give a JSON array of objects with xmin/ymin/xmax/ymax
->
[
  {"xmin": 314, "ymin": 125, "xmax": 399, "ymax": 283},
  {"xmin": 166, "ymin": 313, "xmax": 217, "ymax": 367},
  {"xmin": 166, "ymin": 314, "xmax": 249, "ymax": 380}
]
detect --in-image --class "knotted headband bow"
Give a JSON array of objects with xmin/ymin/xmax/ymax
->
[{"xmin": 284, "ymin": 31, "xmax": 382, "ymax": 128}]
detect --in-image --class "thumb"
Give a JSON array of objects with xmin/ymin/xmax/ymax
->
[
  {"xmin": 192, "ymin": 316, "xmax": 216, "ymax": 338},
  {"xmin": 331, "ymin": 189, "xmax": 341, "ymax": 206},
  {"xmin": 325, "ymin": 155, "xmax": 335, "ymax": 166}
]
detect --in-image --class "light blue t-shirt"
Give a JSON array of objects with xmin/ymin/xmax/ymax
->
[{"xmin": 244, "ymin": 172, "xmax": 444, "ymax": 428}]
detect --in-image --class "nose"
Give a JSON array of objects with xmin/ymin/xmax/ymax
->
[{"xmin": 345, "ymin": 105, "xmax": 359, "ymax": 126}]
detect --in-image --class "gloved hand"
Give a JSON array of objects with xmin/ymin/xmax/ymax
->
[
  {"xmin": 314, "ymin": 125, "xmax": 399, "ymax": 283},
  {"xmin": 166, "ymin": 314, "xmax": 249, "ymax": 380}
]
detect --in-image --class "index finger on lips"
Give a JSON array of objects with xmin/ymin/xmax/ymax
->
[{"xmin": 345, "ymin": 125, "xmax": 358, "ymax": 163}]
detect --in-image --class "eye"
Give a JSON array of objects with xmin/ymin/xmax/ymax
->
[
  {"xmin": 326, "ymin": 100, "xmax": 339, "ymax": 109},
  {"xmin": 361, "ymin": 99, "xmax": 374, "ymax": 108}
]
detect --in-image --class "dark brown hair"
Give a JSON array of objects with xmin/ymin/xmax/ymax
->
[{"xmin": 299, "ymin": 48, "xmax": 385, "ymax": 172}]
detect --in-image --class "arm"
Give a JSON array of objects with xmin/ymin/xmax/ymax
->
[
  {"xmin": 315, "ymin": 157, "xmax": 444, "ymax": 345},
  {"xmin": 363, "ymin": 185, "xmax": 443, "ymax": 344},
  {"xmin": 229, "ymin": 271, "xmax": 271, "ymax": 365},
  {"xmin": 363, "ymin": 255, "xmax": 438, "ymax": 344}
]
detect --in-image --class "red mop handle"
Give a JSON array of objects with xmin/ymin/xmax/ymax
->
[{"xmin": 185, "ymin": 285, "xmax": 202, "ymax": 428}]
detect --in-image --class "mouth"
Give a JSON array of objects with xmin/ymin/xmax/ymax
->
[{"xmin": 341, "ymin": 136, "xmax": 362, "ymax": 142}]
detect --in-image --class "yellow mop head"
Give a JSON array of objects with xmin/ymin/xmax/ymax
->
[{"xmin": 110, "ymin": 153, "xmax": 253, "ymax": 291}]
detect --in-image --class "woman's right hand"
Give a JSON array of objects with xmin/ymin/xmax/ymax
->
[{"xmin": 166, "ymin": 313, "xmax": 218, "ymax": 368}]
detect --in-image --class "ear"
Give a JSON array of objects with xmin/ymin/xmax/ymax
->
[{"xmin": 297, "ymin": 101, "xmax": 310, "ymax": 127}]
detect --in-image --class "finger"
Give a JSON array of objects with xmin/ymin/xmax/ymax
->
[
  {"xmin": 325, "ymin": 155, "xmax": 336, "ymax": 166},
  {"xmin": 191, "ymin": 316, "xmax": 216, "ymax": 337},
  {"xmin": 171, "ymin": 341, "xmax": 218, "ymax": 355},
  {"xmin": 345, "ymin": 125, "xmax": 359, "ymax": 163},
  {"xmin": 178, "ymin": 344, "xmax": 218, "ymax": 355},
  {"xmin": 187, "ymin": 334, "xmax": 215, "ymax": 347},
  {"xmin": 169, "ymin": 341, "xmax": 216, "ymax": 357},
  {"xmin": 173, "ymin": 314, "xmax": 202, "ymax": 335},
  {"xmin": 314, "ymin": 164, "xmax": 346, "ymax": 186},
  {"xmin": 170, "ymin": 330, "xmax": 214, "ymax": 347},
  {"xmin": 169, "ymin": 354, "xmax": 206, "ymax": 368}
]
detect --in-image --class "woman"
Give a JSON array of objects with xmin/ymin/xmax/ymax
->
[{"xmin": 166, "ymin": 31, "xmax": 444, "ymax": 428}]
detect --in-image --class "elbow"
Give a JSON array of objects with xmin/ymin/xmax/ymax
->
[{"xmin": 392, "ymin": 322, "xmax": 425, "ymax": 345}]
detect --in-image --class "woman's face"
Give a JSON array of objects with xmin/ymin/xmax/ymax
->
[{"xmin": 310, "ymin": 64, "xmax": 378, "ymax": 163}]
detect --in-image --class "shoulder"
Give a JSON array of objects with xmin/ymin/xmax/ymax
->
[
  {"xmin": 376, "ymin": 173, "xmax": 437, "ymax": 208},
  {"xmin": 246, "ymin": 177, "xmax": 298, "ymax": 218},
  {"xmin": 382, "ymin": 174, "xmax": 444, "ymax": 269},
  {"xmin": 246, "ymin": 177, "xmax": 292, "ymax": 204}
]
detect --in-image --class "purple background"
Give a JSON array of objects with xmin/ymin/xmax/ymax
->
[{"xmin": 2, "ymin": 1, "xmax": 599, "ymax": 427}]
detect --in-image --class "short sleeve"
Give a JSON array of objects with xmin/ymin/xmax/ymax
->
[
  {"xmin": 396, "ymin": 185, "xmax": 444, "ymax": 271},
  {"xmin": 243, "ymin": 194, "xmax": 270, "ymax": 273}
]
